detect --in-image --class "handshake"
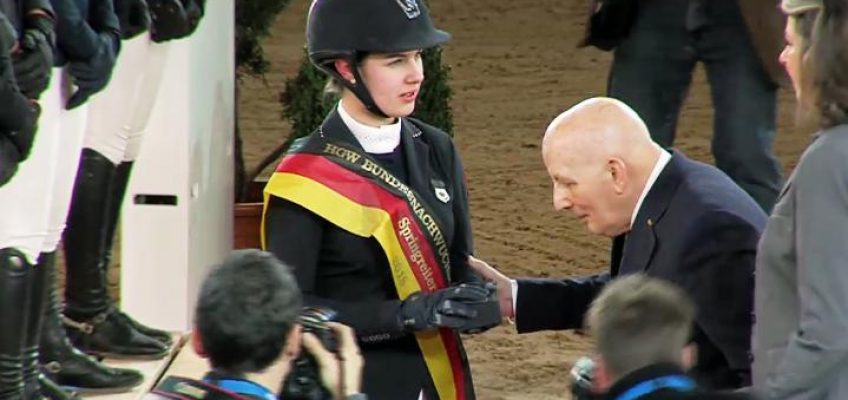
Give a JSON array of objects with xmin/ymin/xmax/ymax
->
[{"xmin": 398, "ymin": 282, "xmax": 502, "ymax": 333}]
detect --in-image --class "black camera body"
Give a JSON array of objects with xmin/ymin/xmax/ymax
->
[{"xmin": 280, "ymin": 307, "xmax": 338, "ymax": 400}]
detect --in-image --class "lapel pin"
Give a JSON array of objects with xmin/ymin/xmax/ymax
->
[{"xmin": 435, "ymin": 187, "xmax": 450, "ymax": 203}]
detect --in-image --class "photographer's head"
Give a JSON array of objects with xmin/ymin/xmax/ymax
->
[
  {"xmin": 586, "ymin": 275, "xmax": 695, "ymax": 387},
  {"xmin": 193, "ymin": 250, "xmax": 303, "ymax": 376}
]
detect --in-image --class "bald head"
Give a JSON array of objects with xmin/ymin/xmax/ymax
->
[
  {"xmin": 543, "ymin": 97, "xmax": 655, "ymax": 163},
  {"xmin": 542, "ymin": 97, "xmax": 663, "ymax": 237}
]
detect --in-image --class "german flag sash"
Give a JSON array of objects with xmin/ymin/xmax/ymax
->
[{"xmin": 262, "ymin": 137, "xmax": 468, "ymax": 400}]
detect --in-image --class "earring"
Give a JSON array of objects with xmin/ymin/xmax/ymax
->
[{"xmin": 350, "ymin": 79, "xmax": 356, "ymax": 84}]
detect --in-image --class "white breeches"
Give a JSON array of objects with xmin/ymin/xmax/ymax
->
[
  {"xmin": 84, "ymin": 34, "xmax": 170, "ymax": 165},
  {"xmin": 0, "ymin": 69, "xmax": 78, "ymax": 263}
]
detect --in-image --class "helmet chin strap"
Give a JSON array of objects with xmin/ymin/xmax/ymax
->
[
  {"xmin": 321, "ymin": 54, "xmax": 391, "ymax": 120},
  {"xmin": 345, "ymin": 66, "xmax": 390, "ymax": 119}
]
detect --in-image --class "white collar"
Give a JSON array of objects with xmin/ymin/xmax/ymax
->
[
  {"xmin": 337, "ymin": 100, "xmax": 402, "ymax": 154},
  {"xmin": 631, "ymin": 149, "xmax": 672, "ymax": 228}
]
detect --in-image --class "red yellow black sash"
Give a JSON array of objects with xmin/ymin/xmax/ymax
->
[{"xmin": 262, "ymin": 139, "xmax": 468, "ymax": 400}]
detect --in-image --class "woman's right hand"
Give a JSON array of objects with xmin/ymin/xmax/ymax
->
[
  {"xmin": 399, "ymin": 283, "xmax": 494, "ymax": 332},
  {"xmin": 302, "ymin": 322, "xmax": 364, "ymax": 399}
]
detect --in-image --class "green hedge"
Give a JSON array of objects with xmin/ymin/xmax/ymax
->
[{"xmin": 236, "ymin": 0, "xmax": 292, "ymax": 75}]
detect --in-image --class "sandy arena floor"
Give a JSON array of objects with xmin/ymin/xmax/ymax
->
[{"xmin": 234, "ymin": 1, "xmax": 807, "ymax": 398}]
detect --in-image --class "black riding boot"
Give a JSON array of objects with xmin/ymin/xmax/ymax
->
[
  {"xmin": 100, "ymin": 161, "xmax": 172, "ymax": 346},
  {"xmin": 62, "ymin": 148, "xmax": 168, "ymax": 359},
  {"xmin": 22, "ymin": 253, "xmax": 79, "ymax": 400},
  {"xmin": 39, "ymin": 251, "xmax": 145, "ymax": 393},
  {"xmin": 0, "ymin": 248, "xmax": 31, "ymax": 399}
]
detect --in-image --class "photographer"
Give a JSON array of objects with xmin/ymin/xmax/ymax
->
[
  {"xmin": 574, "ymin": 274, "xmax": 750, "ymax": 400},
  {"xmin": 149, "ymin": 250, "xmax": 367, "ymax": 400}
]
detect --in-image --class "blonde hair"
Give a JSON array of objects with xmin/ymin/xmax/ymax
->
[{"xmin": 324, "ymin": 78, "xmax": 345, "ymax": 97}]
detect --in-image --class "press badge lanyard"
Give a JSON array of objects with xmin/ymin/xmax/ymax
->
[
  {"xmin": 205, "ymin": 378, "xmax": 277, "ymax": 400},
  {"xmin": 614, "ymin": 375, "xmax": 696, "ymax": 400}
]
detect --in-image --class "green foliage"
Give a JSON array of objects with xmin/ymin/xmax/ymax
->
[
  {"xmin": 236, "ymin": 0, "xmax": 292, "ymax": 75},
  {"xmin": 414, "ymin": 47, "xmax": 454, "ymax": 136},
  {"xmin": 279, "ymin": 52, "xmax": 339, "ymax": 149},
  {"xmin": 280, "ymin": 47, "xmax": 455, "ymax": 147},
  {"xmin": 234, "ymin": 0, "xmax": 293, "ymax": 200}
]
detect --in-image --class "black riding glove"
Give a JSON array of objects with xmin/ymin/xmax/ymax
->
[
  {"xmin": 148, "ymin": 0, "xmax": 203, "ymax": 42},
  {"xmin": 12, "ymin": 14, "xmax": 55, "ymax": 99},
  {"xmin": 459, "ymin": 282, "xmax": 502, "ymax": 334},
  {"xmin": 115, "ymin": 0, "xmax": 151, "ymax": 39},
  {"xmin": 1, "ymin": 12, "xmax": 40, "ymax": 162},
  {"xmin": 182, "ymin": 0, "xmax": 205, "ymax": 35},
  {"xmin": 0, "ymin": 136, "xmax": 20, "ymax": 187},
  {"xmin": 399, "ymin": 283, "xmax": 492, "ymax": 332},
  {"xmin": 0, "ymin": 14, "xmax": 14, "ymax": 52},
  {"xmin": 5, "ymin": 101, "xmax": 40, "ymax": 161},
  {"xmin": 148, "ymin": 0, "xmax": 189, "ymax": 42},
  {"xmin": 66, "ymin": 32, "xmax": 118, "ymax": 110}
]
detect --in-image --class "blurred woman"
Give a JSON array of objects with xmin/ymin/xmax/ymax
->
[{"xmin": 752, "ymin": 0, "xmax": 848, "ymax": 398}]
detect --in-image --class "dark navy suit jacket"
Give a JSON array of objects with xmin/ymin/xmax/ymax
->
[
  {"xmin": 515, "ymin": 150, "xmax": 766, "ymax": 389},
  {"xmin": 49, "ymin": 0, "xmax": 119, "ymax": 65}
]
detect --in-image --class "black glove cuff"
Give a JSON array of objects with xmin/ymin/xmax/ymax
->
[
  {"xmin": 399, "ymin": 292, "xmax": 428, "ymax": 332},
  {"xmin": 7, "ymin": 102, "xmax": 40, "ymax": 161},
  {"xmin": 0, "ymin": 138, "xmax": 22, "ymax": 187},
  {"xmin": 0, "ymin": 15, "xmax": 16, "ymax": 51},
  {"xmin": 457, "ymin": 297, "xmax": 502, "ymax": 334},
  {"xmin": 118, "ymin": 0, "xmax": 152, "ymax": 39},
  {"xmin": 25, "ymin": 13, "xmax": 54, "ymax": 36}
]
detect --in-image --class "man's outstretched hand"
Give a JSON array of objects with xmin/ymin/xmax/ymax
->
[{"xmin": 468, "ymin": 255, "xmax": 514, "ymax": 320}]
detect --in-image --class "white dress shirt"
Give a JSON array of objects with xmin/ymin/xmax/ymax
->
[{"xmin": 337, "ymin": 100, "xmax": 401, "ymax": 154}]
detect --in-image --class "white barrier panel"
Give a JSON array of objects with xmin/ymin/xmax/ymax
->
[{"xmin": 120, "ymin": 1, "xmax": 235, "ymax": 331}]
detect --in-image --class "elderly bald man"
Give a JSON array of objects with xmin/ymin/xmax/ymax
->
[{"xmin": 470, "ymin": 97, "xmax": 766, "ymax": 390}]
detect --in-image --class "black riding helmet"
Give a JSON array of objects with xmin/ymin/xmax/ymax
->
[{"xmin": 306, "ymin": 0, "xmax": 451, "ymax": 117}]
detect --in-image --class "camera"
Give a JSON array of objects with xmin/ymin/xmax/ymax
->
[
  {"xmin": 280, "ymin": 306, "xmax": 338, "ymax": 400},
  {"xmin": 570, "ymin": 356, "xmax": 598, "ymax": 400}
]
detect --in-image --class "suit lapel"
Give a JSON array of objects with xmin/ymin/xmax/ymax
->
[
  {"xmin": 400, "ymin": 119, "xmax": 432, "ymax": 200},
  {"xmin": 619, "ymin": 218, "xmax": 657, "ymax": 274},
  {"xmin": 776, "ymin": 178, "xmax": 793, "ymax": 202},
  {"xmin": 618, "ymin": 150, "xmax": 686, "ymax": 274},
  {"xmin": 610, "ymin": 234, "xmax": 626, "ymax": 277}
]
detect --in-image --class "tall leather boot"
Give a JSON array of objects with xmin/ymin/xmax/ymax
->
[
  {"xmin": 100, "ymin": 161, "xmax": 172, "ymax": 346},
  {"xmin": 62, "ymin": 148, "xmax": 168, "ymax": 359},
  {"xmin": 0, "ymin": 248, "xmax": 32, "ymax": 400},
  {"xmin": 39, "ymin": 251, "xmax": 145, "ymax": 393},
  {"xmin": 22, "ymin": 253, "xmax": 79, "ymax": 400}
]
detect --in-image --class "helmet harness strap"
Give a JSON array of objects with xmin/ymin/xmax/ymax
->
[{"xmin": 320, "ymin": 53, "xmax": 391, "ymax": 119}]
